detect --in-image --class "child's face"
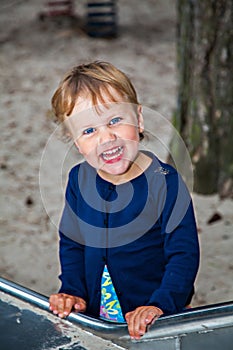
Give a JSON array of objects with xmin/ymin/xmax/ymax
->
[{"xmin": 66, "ymin": 90, "xmax": 144, "ymax": 176}]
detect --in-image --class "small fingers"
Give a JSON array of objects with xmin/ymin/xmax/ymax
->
[
  {"xmin": 49, "ymin": 294, "xmax": 59, "ymax": 314},
  {"xmin": 49, "ymin": 294, "xmax": 76, "ymax": 318},
  {"xmin": 74, "ymin": 298, "xmax": 87, "ymax": 313},
  {"xmin": 145, "ymin": 309, "xmax": 159, "ymax": 325},
  {"xmin": 62, "ymin": 296, "xmax": 74, "ymax": 317},
  {"xmin": 126, "ymin": 309, "xmax": 144, "ymax": 340},
  {"xmin": 57, "ymin": 294, "xmax": 66, "ymax": 317},
  {"xmin": 126, "ymin": 306, "xmax": 163, "ymax": 340}
]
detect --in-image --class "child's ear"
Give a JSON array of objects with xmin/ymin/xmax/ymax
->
[{"xmin": 137, "ymin": 105, "xmax": 144, "ymax": 133}]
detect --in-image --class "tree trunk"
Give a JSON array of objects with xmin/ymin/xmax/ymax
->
[{"xmin": 173, "ymin": 0, "xmax": 233, "ymax": 197}]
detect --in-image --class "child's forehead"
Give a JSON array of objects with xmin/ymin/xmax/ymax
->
[
  {"xmin": 72, "ymin": 86, "xmax": 128, "ymax": 112},
  {"xmin": 70, "ymin": 91, "xmax": 136, "ymax": 120}
]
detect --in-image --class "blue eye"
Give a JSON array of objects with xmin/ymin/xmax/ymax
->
[
  {"xmin": 83, "ymin": 127, "xmax": 95, "ymax": 135},
  {"xmin": 109, "ymin": 117, "xmax": 122, "ymax": 125}
]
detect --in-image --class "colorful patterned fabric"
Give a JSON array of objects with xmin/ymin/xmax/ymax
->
[{"xmin": 100, "ymin": 265, "xmax": 125, "ymax": 323}]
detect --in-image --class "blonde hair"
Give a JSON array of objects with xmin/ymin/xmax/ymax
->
[{"xmin": 51, "ymin": 61, "xmax": 139, "ymax": 124}]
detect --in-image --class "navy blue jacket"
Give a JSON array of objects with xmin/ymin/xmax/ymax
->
[{"xmin": 58, "ymin": 152, "xmax": 199, "ymax": 318}]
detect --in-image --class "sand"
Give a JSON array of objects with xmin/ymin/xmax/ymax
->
[{"xmin": 0, "ymin": 0, "xmax": 232, "ymax": 308}]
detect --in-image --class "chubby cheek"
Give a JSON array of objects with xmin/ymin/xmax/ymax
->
[
  {"xmin": 117, "ymin": 125, "xmax": 139, "ymax": 142},
  {"xmin": 76, "ymin": 139, "xmax": 97, "ymax": 157}
]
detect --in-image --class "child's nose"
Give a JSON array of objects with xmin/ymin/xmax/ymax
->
[{"xmin": 98, "ymin": 126, "xmax": 116, "ymax": 144}]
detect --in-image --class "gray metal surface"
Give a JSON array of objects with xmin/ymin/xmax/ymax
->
[
  {"xmin": 1, "ymin": 277, "xmax": 233, "ymax": 350},
  {"xmin": 0, "ymin": 298, "xmax": 78, "ymax": 350},
  {"xmin": 0, "ymin": 277, "xmax": 127, "ymax": 337},
  {"xmin": 0, "ymin": 291, "xmax": 126, "ymax": 350}
]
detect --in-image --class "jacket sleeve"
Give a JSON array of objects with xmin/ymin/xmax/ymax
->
[
  {"xmin": 147, "ymin": 171, "xmax": 200, "ymax": 314},
  {"xmin": 58, "ymin": 167, "xmax": 87, "ymax": 300}
]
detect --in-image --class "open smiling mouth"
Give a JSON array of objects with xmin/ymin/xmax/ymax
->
[{"xmin": 101, "ymin": 146, "xmax": 124, "ymax": 162}]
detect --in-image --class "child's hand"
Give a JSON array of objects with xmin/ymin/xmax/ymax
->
[
  {"xmin": 49, "ymin": 293, "xmax": 87, "ymax": 318},
  {"xmin": 125, "ymin": 306, "xmax": 163, "ymax": 340}
]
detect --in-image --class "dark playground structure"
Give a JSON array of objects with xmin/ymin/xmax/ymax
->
[
  {"xmin": 1, "ymin": 277, "xmax": 233, "ymax": 350},
  {"xmin": 39, "ymin": 0, "xmax": 118, "ymax": 38}
]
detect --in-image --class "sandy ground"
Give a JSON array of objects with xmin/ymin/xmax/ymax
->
[{"xmin": 0, "ymin": 0, "xmax": 232, "ymax": 309}]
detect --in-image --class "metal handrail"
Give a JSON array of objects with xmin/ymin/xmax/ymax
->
[
  {"xmin": 0, "ymin": 277, "xmax": 127, "ymax": 337},
  {"xmin": 1, "ymin": 276, "xmax": 233, "ymax": 343}
]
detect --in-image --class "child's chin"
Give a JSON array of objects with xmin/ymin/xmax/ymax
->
[{"xmin": 103, "ymin": 163, "xmax": 130, "ymax": 176}]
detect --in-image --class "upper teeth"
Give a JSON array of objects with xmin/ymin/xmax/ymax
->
[{"xmin": 102, "ymin": 146, "xmax": 123, "ymax": 160}]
